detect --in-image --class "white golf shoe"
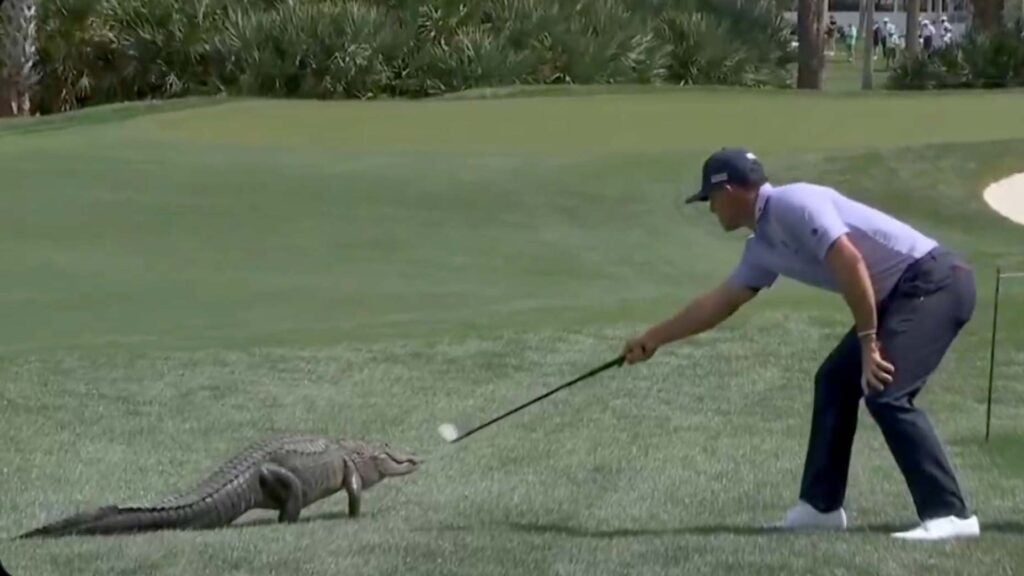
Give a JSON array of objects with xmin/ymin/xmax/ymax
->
[
  {"xmin": 771, "ymin": 500, "xmax": 847, "ymax": 531},
  {"xmin": 891, "ymin": 515, "xmax": 980, "ymax": 541}
]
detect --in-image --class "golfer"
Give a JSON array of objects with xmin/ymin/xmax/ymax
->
[{"xmin": 622, "ymin": 148, "xmax": 980, "ymax": 541}]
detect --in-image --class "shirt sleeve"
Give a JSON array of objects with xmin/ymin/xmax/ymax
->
[
  {"xmin": 727, "ymin": 238, "xmax": 779, "ymax": 292},
  {"xmin": 772, "ymin": 190, "xmax": 850, "ymax": 260}
]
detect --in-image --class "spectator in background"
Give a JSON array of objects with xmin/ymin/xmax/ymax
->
[
  {"xmin": 884, "ymin": 18, "xmax": 898, "ymax": 44},
  {"xmin": 922, "ymin": 19, "xmax": 935, "ymax": 53},
  {"xmin": 940, "ymin": 16, "xmax": 954, "ymax": 46},
  {"xmin": 884, "ymin": 18, "xmax": 899, "ymax": 68},
  {"xmin": 896, "ymin": 32, "xmax": 905, "ymax": 60},
  {"xmin": 872, "ymin": 20, "xmax": 883, "ymax": 61},
  {"xmin": 844, "ymin": 23, "xmax": 858, "ymax": 62},
  {"xmin": 879, "ymin": 18, "xmax": 891, "ymax": 66},
  {"xmin": 826, "ymin": 15, "xmax": 838, "ymax": 56}
]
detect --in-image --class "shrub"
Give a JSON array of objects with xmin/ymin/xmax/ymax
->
[
  {"xmin": 887, "ymin": 21, "xmax": 1024, "ymax": 90},
  {"xmin": 33, "ymin": 0, "xmax": 113, "ymax": 113},
  {"xmin": 210, "ymin": 1, "xmax": 399, "ymax": 99},
  {"xmin": 957, "ymin": 20, "xmax": 1024, "ymax": 87},
  {"xmin": 28, "ymin": 0, "xmax": 799, "ymax": 113},
  {"xmin": 389, "ymin": 0, "xmax": 542, "ymax": 96},
  {"xmin": 100, "ymin": 0, "xmax": 224, "ymax": 100},
  {"xmin": 886, "ymin": 44, "xmax": 964, "ymax": 90}
]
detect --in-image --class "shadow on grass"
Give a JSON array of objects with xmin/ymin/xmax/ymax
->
[
  {"xmin": 428, "ymin": 519, "xmax": 1024, "ymax": 539},
  {"xmin": 10, "ymin": 508, "xmax": 364, "ymax": 540},
  {"xmin": 15, "ymin": 510, "xmax": 1023, "ymax": 540},
  {"xmin": 234, "ymin": 509, "xmax": 358, "ymax": 529}
]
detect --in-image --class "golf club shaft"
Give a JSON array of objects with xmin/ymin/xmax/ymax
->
[
  {"xmin": 986, "ymin": 266, "xmax": 1000, "ymax": 442},
  {"xmin": 452, "ymin": 355, "xmax": 626, "ymax": 443}
]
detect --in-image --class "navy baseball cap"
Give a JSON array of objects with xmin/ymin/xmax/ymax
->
[{"xmin": 684, "ymin": 147, "xmax": 767, "ymax": 204}]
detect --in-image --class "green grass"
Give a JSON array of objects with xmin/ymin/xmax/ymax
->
[
  {"xmin": 1, "ymin": 87, "xmax": 1023, "ymax": 576},
  {"xmin": 822, "ymin": 55, "xmax": 891, "ymax": 92}
]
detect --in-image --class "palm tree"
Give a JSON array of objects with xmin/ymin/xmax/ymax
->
[
  {"xmin": 905, "ymin": 0, "xmax": 920, "ymax": 57},
  {"xmin": 1, "ymin": 0, "xmax": 39, "ymax": 116},
  {"xmin": 797, "ymin": 0, "xmax": 825, "ymax": 88}
]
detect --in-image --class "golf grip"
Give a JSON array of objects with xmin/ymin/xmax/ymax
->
[{"xmin": 452, "ymin": 354, "xmax": 626, "ymax": 443}]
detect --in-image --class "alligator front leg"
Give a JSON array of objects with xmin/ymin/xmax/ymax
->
[
  {"xmin": 258, "ymin": 463, "xmax": 304, "ymax": 523},
  {"xmin": 343, "ymin": 458, "xmax": 362, "ymax": 517}
]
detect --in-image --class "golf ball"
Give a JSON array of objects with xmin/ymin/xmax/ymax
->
[{"xmin": 438, "ymin": 423, "xmax": 459, "ymax": 442}]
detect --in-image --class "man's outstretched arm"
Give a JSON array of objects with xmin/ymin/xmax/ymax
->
[{"xmin": 622, "ymin": 281, "xmax": 758, "ymax": 364}]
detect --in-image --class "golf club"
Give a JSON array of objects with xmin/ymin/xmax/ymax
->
[{"xmin": 437, "ymin": 354, "xmax": 626, "ymax": 443}]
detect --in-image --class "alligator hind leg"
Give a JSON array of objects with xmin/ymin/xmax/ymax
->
[{"xmin": 258, "ymin": 463, "xmax": 304, "ymax": 523}]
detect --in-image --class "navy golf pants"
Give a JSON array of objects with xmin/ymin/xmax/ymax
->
[{"xmin": 799, "ymin": 246, "xmax": 976, "ymax": 521}]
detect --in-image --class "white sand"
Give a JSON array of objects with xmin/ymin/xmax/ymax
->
[{"xmin": 983, "ymin": 173, "xmax": 1024, "ymax": 226}]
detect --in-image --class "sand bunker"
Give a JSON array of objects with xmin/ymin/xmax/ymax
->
[{"xmin": 983, "ymin": 173, "xmax": 1024, "ymax": 226}]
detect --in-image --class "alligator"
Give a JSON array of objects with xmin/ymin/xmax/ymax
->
[{"xmin": 17, "ymin": 435, "xmax": 421, "ymax": 539}]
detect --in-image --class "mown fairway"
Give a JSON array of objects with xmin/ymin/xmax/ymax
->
[{"xmin": 2, "ymin": 88, "xmax": 1023, "ymax": 575}]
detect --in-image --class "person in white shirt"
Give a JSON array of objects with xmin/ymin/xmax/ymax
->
[
  {"xmin": 922, "ymin": 19, "xmax": 935, "ymax": 52},
  {"xmin": 882, "ymin": 18, "xmax": 898, "ymax": 67},
  {"xmin": 940, "ymin": 16, "xmax": 954, "ymax": 46}
]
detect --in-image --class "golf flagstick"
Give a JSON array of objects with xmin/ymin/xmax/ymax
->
[{"xmin": 438, "ymin": 355, "xmax": 626, "ymax": 443}]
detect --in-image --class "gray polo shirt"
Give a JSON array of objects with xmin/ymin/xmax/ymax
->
[{"xmin": 727, "ymin": 182, "xmax": 938, "ymax": 300}]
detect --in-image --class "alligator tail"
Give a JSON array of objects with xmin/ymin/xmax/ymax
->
[{"xmin": 17, "ymin": 505, "xmax": 187, "ymax": 539}]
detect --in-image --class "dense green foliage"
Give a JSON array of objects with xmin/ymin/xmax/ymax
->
[
  {"xmin": 26, "ymin": 0, "xmax": 796, "ymax": 113},
  {"xmin": 887, "ymin": 21, "xmax": 1024, "ymax": 89}
]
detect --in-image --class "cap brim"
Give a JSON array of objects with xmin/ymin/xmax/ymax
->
[{"xmin": 684, "ymin": 189, "xmax": 710, "ymax": 204}]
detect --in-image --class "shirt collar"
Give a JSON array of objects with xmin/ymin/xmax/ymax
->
[{"xmin": 755, "ymin": 182, "xmax": 773, "ymax": 222}]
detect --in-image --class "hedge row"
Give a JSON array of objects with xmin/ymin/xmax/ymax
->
[{"xmin": 20, "ymin": 0, "xmax": 796, "ymax": 114}]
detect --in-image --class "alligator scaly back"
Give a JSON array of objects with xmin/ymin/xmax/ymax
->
[{"xmin": 17, "ymin": 435, "xmax": 420, "ymax": 539}]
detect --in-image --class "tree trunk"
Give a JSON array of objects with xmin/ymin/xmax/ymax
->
[
  {"xmin": 906, "ymin": 0, "xmax": 920, "ymax": 57},
  {"xmin": 0, "ymin": 0, "xmax": 38, "ymax": 116},
  {"xmin": 862, "ymin": 0, "xmax": 874, "ymax": 89},
  {"xmin": 0, "ymin": 81, "xmax": 12, "ymax": 116},
  {"xmin": 859, "ymin": 0, "xmax": 867, "ymax": 32},
  {"xmin": 973, "ymin": 0, "xmax": 1006, "ymax": 32},
  {"xmin": 0, "ymin": 0, "xmax": 7, "ymax": 116},
  {"xmin": 797, "ymin": 0, "xmax": 825, "ymax": 89}
]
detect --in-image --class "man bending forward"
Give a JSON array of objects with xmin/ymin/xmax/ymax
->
[{"xmin": 623, "ymin": 148, "xmax": 979, "ymax": 541}]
